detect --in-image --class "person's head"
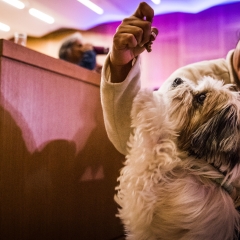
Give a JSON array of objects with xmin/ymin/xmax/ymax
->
[
  {"xmin": 58, "ymin": 32, "xmax": 84, "ymax": 63},
  {"xmin": 233, "ymin": 35, "xmax": 240, "ymax": 81}
]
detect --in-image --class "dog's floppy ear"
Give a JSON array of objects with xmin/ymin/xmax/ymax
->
[{"xmin": 191, "ymin": 105, "xmax": 240, "ymax": 168}]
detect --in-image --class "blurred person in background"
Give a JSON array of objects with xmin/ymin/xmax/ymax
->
[{"xmin": 59, "ymin": 32, "xmax": 106, "ymax": 73}]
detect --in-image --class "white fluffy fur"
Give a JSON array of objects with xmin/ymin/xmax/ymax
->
[{"xmin": 115, "ymin": 77, "xmax": 240, "ymax": 240}]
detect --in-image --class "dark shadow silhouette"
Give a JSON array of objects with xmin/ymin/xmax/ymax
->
[
  {"xmin": 72, "ymin": 108, "xmax": 124, "ymax": 240},
  {"xmin": 0, "ymin": 102, "xmax": 125, "ymax": 240},
  {"xmin": 0, "ymin": 104, "xmax": 32, "ymax": 240}
]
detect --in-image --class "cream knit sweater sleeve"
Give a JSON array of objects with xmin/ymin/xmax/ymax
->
[{"xmin": 100, "ymin": 55, "xmax": 141, "ymax": 155}]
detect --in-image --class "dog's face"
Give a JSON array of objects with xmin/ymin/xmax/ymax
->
[{"xmin": 165, "ymin": 76, "xmax": 240, "ymax": 169}]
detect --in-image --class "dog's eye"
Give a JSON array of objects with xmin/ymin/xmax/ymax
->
[
  {"xmin": 172, "ymin": 78, "xmax": 183, "ymax": 87},
  {"xmin": 197, "ymin": 93, "xmax": 206, "ymax": 104}
]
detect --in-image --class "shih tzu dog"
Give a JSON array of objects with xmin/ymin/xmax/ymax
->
[{"xmin": 115, "ymin": 76, "xmax": 240, "ymax": 240}]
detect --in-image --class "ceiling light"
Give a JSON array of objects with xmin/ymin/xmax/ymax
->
[
  {"xmin": 29, "ymin": 8, "xmax": 55, "ymax": 24},
  {"xmin": 2, "ymin": 0, "xmax": 25, "ymax": 9},
  {"xmin": 0, "ymin": 22, "xmax": 10, "ymax": 32},
  {"xmin": 151, "ymin": 0, "xmax": 161, "ymax": 4},
  {"xmin": 77, "ymin": 0, "xmax": 104, "ymax": 15}
]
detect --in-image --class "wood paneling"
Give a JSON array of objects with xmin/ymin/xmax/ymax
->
[{"xmin": 0, "ymin": 39, "xmax": 124, "ymax": 240}]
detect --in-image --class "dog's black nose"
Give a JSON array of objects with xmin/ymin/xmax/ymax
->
[{"xmin": 172, "ymin": 78, "xmax": 183, "ymax": 87}]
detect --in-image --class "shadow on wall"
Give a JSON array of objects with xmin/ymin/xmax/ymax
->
[{"xmin": 0, "ymin": 102, "xmax": 125, "ymax": 240}]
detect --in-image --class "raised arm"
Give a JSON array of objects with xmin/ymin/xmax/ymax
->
[
  {"xmin": 110, "ymin": 2, "xmax": 158, "ymax": 83},
  {"xmin": 101, "ymin": 2, "xmax": 158, "ymax": 155}
]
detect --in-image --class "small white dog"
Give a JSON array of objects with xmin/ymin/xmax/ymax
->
[{"xmin": 115, "ymin": 77, "xmax": 240, "ymax": 240}]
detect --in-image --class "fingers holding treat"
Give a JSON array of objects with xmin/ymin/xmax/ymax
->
[
  {"xmin": 144, "ymin": 27, "xmax": 159, "ymax": 52},
  {"xmin": 111, "ymin": 2, "xmax": 159, "ymax": 65}
]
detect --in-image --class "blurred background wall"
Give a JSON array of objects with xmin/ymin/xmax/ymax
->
[{"xmin": 24, "ymin": 2, "xmax": 240, "ymax": 89}]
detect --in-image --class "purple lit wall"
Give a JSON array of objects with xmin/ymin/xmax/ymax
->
[
  {"xmin": 141, "ymin": 2, "xmax": 240, "ymax": 89},
  {"xmin": 92, "ymin": 1, "xmax": 240, "ymax": 89}
]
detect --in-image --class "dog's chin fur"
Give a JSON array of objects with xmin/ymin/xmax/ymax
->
[{"xmin": 115, "ymin": 77, "xmax": 240, "ymax": 240}]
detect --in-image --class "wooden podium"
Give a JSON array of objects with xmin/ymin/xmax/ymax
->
[{"xmin": 0, "ymin": 39, "xmax": 124, "ymax": 240}]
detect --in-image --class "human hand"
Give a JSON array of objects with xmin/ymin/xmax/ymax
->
[{"xmin": 110, "ymin": 2, "xmax": 158, "ymax": 66}]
